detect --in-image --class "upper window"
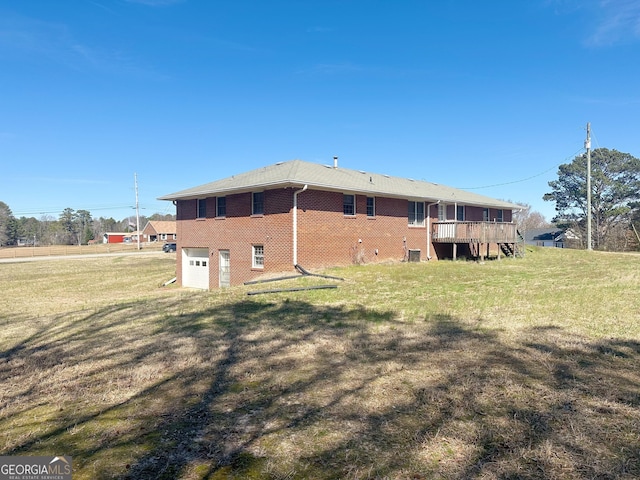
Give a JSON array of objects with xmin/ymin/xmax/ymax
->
[
  {"xmin": 343, "ymin": 194, "xmax": 355, "ymax": 216},
  {"xmin": 252, "ymin": 192, "xmax": 264, "ymax": 215},
  {"xmin": 496, "ymin": 209, "xmax": 504, "ymax": 222},
  {"xmin": 366, "ymin": 197, "xmax": 375, "ymax": 217},
  {"xmin": 197, "ymin": 199, "xmax": 206, "ymax": 219},
  {"xmin": 408, "ymin": 201, "xmax": 425, "ymax": 226},
  {"xmin": 252, "ymin": 245, "xmax": 264, "ymax": 269},
  {"xmin": 456, "ymin": 205, "xmax": 465, "ymax": 221},
  {"xmin": 483, "ymin": 208, "xmax": 490, "ymax": 222},
  {"xmin": 438, "ymin": 203, "xmax": 446, "ymax": 221},
  {"xmin": 216, "ymin": 197, "xmax": 226, "ymax": 217}
]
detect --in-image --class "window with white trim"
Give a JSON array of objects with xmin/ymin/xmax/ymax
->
[
  {"xmin": 343, "ymin": 194, "xmax": 355, "ymax": 215},
  {"xmin": 408, "ymin": 201, "xmax": 425, "ymax": 226},
  {"xmin": 252, "ymin": 245, "xmax": 264, "ymax": 268},
  {"xmin": 456, "ymin": 205, "xmax": 465, "ymax": 221},
  {"xmin": 438, "ymin": 203, "xmax": 446, "ymax": 221},
  {"xmin": 197, "ymin": 199, "xmax": 206, "ymax": 218},
  {"xmin": 216, "ymin": 196, "xmax": 226, "ymax": 217},
  {"xmin": 252, "ymin": 192, "xmax": 264, "ymax": 215},
  {"xmin": 366, "ymin": 197, "xmax": 375, "ymax": 217}
]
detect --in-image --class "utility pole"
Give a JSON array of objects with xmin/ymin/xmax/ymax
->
[
  {"xmin": 585, "ymin": 122, "xmax": 592, "ymax": 251},
  {"xmin": 135, "ymin": 173, "xmax": 141, "ymax": 251}
]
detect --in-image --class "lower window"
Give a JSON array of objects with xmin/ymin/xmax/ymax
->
[{"xmin": 252, "ymin": 245, "xmax": 264, "ymax": 268}]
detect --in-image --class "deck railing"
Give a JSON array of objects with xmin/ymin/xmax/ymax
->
[{"xmin": 432, "ymin": 221, "xmax": 518, "ymax": 243}]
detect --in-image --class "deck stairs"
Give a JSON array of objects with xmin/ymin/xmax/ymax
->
[{"xmin": 499, "ymin": 230, "xmax": 525, "ymax": 258}]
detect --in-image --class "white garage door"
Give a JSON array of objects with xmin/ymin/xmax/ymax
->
[{"xmin": 182, "ymin": 248, "xmax": 210, "ymax": 290}]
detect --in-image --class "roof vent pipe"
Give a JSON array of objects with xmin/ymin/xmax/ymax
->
[{"xmin": 333, "ymin": 156, "xmax": 338, "ymax": 168}]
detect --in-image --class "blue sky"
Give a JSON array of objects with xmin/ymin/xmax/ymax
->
[{"xmin": 1, "ymin": 0, "xmax": 639, "ymax": 222}]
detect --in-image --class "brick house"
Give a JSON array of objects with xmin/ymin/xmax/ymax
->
[
  {"xmin": 159, "ymin": 159, "xmax": 521, "ymax": 289},
  {"xmin": 141, "ymin": 220, "xmax": 177, "ymax": 243}
]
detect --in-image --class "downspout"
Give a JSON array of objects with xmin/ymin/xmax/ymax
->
[
  {"xmin": 426, "ymin": 200, "xmax": 440, "ymax": 260},
  {"xmin": 293, "ymin": 184, "xmax": 308, "ymax": 266}
]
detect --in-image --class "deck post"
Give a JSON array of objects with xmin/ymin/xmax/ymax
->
[{"xmin": 453, "ymin": 243, "xmax": 457, "ymax": 260}]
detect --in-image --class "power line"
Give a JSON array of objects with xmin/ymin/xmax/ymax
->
[
  {"xmin": 591, "ymin": 129, "xmax": 602, "ymax": 150},
  {"xmin": 11, "ymin": 203, "xmax": 171, "ymax": 217},
  {"xmin": 457, "ymin": 146, "xmax": 586, "ymax": 190},
  {"xmin": 12, "ymin": 205, "xmax": 135, "ymax": 216}
]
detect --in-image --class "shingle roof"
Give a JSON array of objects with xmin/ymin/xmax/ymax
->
[
  {"xmin": 145, "ymin": 220, "xmax": 176, "ymax": 234},
  {"xmin": 523, "ymin": 228, "xmax": 565, "ymax": 243},
  {"xmin": 159, "ymin": 159, "xmax": 520, "ymax": 209}
]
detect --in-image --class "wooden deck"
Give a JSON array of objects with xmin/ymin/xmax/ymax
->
[
  {"xmin": 432, "ymin": 221, "xmax": 518, "ymax": 244},
  {"xmin": 431, "ymin": 221, "xmax": 521, "ymax": 260}
]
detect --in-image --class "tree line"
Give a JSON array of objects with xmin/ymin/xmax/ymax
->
[
  {"xmin": 0, "ymin": 203, "xmax": 175, "ymax": 247},
  {"xmin": 544, "ymin": 147, "xmax": 640, "ymax": 251}
]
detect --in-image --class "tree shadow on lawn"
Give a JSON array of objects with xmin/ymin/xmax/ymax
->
[{"xmin": 2, "ymin": 298, "xmax": 640, "ymax": 479}]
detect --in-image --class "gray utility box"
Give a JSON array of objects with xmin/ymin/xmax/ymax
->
[{"xmin": 408, "ymin": 249, "xmax": 421, "ymax": 262}]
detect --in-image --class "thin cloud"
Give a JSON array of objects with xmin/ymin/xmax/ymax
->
[
  {"xmin": 306, "ymin": 26, "xmax": 333, "ymax": 33},
  {"xmin": 568, "ymin": 94, "xmax": 640, "ymax": 106},
  {"xmin": 0, "ymin": 14, "xmax": 72, "ymax": 58},
  {"xmin": 587, "ymin": 0, "xmax": 640, "ymax": 46},
  {"xmin": 302, "ymin": 62, "xmax": 367, "ymax": 75},
  {"xmin": 18, "ymin": 176, "xmax": 112, "ymax": 186},
  {"xmin": 296, "ymin": 62, "xmax": 437, "ymax": 80},
  {"xmin": 546, "ymin": 0, "xmax": 640, "ymax": 46},
  {"xmin": 124, "ymin": 0, "xmax": 185, "ymax": 6},
  {"xmin": 0, "ymin": 12, "xmax": 168, "ymax": 80},
  {"xmin": 295, "ymin": 62, "xmax": 390, "ymax": 78}
]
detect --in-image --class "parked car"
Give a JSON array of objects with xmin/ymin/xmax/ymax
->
[{"xmin": 162, "ymin": 242, "xmax": 177, "ymax": 253}]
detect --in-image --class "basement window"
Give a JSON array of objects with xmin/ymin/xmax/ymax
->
[{"xmin": 252, "ymin": 245, "xmax": 264, "ymax": 269}]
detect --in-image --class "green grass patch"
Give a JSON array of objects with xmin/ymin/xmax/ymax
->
[{"xmin": 0, "ymin": 249, "xmax": 639, "ymax": 479}]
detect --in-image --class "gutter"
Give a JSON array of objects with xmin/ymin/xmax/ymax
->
[
  {"xmin": 426, "ymin": 200, "xmax": 440, "ymax": 260},
  {"xmin": 293, "ymin": 184, "xmax": 308, "ymax": 265}
]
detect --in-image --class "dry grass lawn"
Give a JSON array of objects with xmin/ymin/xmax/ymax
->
[{"xmin": 0, "ymin": 248, "xmax": 639, "ymax": 479}]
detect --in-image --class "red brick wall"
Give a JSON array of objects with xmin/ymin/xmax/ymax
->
[
  {"xmin": 177, "ymin": 189, "xmax": 295, "ymax": 287},
  {"xmin": 176, "ymin": 188, "xmax": 513, "ymax": 288},
  {"xmin": 296, "ymin": 191, "xmax": 431, "ymax": 267}
]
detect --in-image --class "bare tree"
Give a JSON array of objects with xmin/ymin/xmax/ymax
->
[{"xmin": 511, "ymin": 202, "xmax": 551, "ymax": 233}]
